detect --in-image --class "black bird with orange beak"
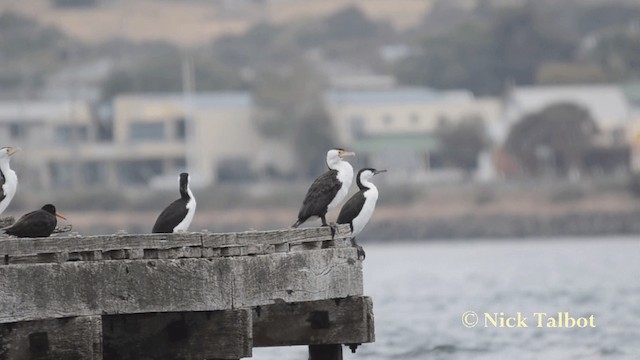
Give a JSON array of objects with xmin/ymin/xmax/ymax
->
[{"xmin": 2, "ymin": 204, "xmax": 67, "ymax": 238}]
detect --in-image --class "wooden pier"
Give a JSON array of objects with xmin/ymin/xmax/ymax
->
[{"xmin": 0, "ymin": 225, "xmax": 374, "ymax": 359}]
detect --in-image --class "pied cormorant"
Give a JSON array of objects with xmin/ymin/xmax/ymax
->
[
  {"xmin": 0, "ymin": 146, "xmax": 19, "ymax": 216},
  {"xmin": 2, "ymin": 204, "xmax": 66, "ymax": 238},
  {"xmin": 292, "ymin": 148, "xmax": 355, "ymax": 229},
  {"xmin": 152, "ymin": 172, "xmax": 196, "ymax": 233},
  {"xmin": 337, "ymin": 168, "xmax": 386, "ymax": 260}
]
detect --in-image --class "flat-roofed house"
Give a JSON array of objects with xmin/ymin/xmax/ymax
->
[{"xmin": 326, "ymin": 87, "xmax": 500, "ymax": 180}]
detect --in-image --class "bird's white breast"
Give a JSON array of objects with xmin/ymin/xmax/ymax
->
[
  {"xmin": 351, "ymin": 186, "xmax": 379, "ymax": 237},
  {"xmin": 0, "ymin": 169, "xmax": 17, "ymax": 215},
  {"xmin": 327, "ymin": 161, "xmax": 354, "ymax": 211},
  {"xmin": 173, "ymin": 196, "xmax": 196, "ymax": 232}
]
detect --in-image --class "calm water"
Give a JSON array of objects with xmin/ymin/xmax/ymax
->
[{"xmin": 253, "ymin": 237, "xmax": 640, "ymax": 359}]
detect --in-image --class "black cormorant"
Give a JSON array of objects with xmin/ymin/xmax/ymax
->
[
  {"xmin": 292, "ymin": 148, "xmax": 355, "ymax": 229},
  {"xmin": 337, "ymin": 168, "xmax": 386, "ymax": 260},
  {"xmin": 152, "ymin": 172, "xmax": 196, "ymax": 233}
]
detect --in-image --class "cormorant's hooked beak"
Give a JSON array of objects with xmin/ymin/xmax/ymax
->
[
  {"xmin": 340, "ymin": 151, "xmax": 356, "ymax": 158},
  {"xmin": 374, "ymin": 169, "xmax": 387, "ymax": 175},
  {"xmin": 7, "ymin": 147, "xmax": 20, "ymax": 156},
  {"xmin": 55, "ymin": 212, "xmax": 67, "ymax": 221}
]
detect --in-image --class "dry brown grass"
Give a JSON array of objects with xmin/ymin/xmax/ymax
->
[{"xmin": 1, "ymin": 0, "xmax": 431, "ymax": 45}]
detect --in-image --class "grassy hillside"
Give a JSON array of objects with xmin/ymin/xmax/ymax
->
[{"xmin": 1, "ymin": 0, "xmax": 432, "ymax": 45}]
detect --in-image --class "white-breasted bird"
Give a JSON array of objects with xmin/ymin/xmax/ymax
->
[
  {"xmin": 152, "ymin": 173, "xmax": 196, "ymax": 233},
  {"xmin": 337, "ymin": 168, "xmax": 386, "ymax": 260},
  {"xmin": 292, "ymin": 148, "xmax": 355, "ymax": 230},
  {"xmin": 0, "ymin": 146, "xmax": 19, "ymax": 216}
]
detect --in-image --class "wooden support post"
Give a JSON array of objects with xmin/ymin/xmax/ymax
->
[
  {"xmin": 253, "ymin": 297, "xmax": 374, "ymax": 347},
  {"xmin": 102, "ymin": 309, "xmax": 252, "ymax": 360},
  {"xmin": 0, "ymin": 316, "xmax": 103, "ymax": 360},
  {"xmin": 308, "ymin": 344, "xmax": 343, "ymax": 360}
]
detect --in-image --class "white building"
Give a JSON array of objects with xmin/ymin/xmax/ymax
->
[
  {"xmin": 500, "ymin": 85, "xmax": 633, "ymax": 145},
  {"xmin": 325, "ymin": 87, "xmax": 500, "ymax": 179}
]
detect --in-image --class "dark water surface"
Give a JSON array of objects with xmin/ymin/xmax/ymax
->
[{"xmin": 254, "ymin": 238, "xmax": 640, "ymax": 359}]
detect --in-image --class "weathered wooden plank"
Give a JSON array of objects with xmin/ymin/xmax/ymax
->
[
  {"xmin": 0, "ymin": 233, "xmax": 203, "ymax": 257},
  {"xmin": 0, "ymin": 259, "xmax": 234, "ymax": 324},
  {"xmin": 0, "ymin": 217, "xmax": 14, "ymax": 228},
  {"xmin": 253, "ymin": 297, "xmax": 375, "ymax": 347},
  {"xmin": 202, "ymin": 225, "xmax": 351, "ymax": 247},
  {"xmin": 0, "ymin": 248, "xmax": 362, "ymax": 324},
  {"xmin": 0, "ymin": 226, "xmax": 352, "ymax": 260},
  {"xmin": 103, "ymin": 309, "xmax": 252, "ymax": 360},
  {"xmin": 233, "ymin": 248, "xmax": 362, "ymax": 308},
  {"xmin": 0, "ymin": 316, "xmax": 102, "ymax": 360}
]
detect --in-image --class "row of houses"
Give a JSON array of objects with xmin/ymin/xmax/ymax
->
[{"xmin": 1, "ymin": 83, "xmax": 639, "ymax": 192}]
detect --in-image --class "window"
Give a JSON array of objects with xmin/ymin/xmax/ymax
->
[
  {"xmin": 175, "ymin": 117, "xmax": 187, "ymax": 140},
  {"xmin": 129, "ymin": 121, "xmax": 165, "ymax": 141},
  {"xmin": 9, "ymin": 123, "xmax": 26, "ymax": 139},
  {"xmin": 117, "ymin": 159, "xmax": 164, "ymax": 185},
  {"xmin": 173, "ymin": 157, "xmax": 186, "ymax": 170},
  {"xmin": 54, "ymin": 125, "xmax": 88, "ymax": 144},
  {"xmin": 217, "ymin": 158, "xmax": 254, "ymax": 183},
  {"xmin": 82, "ymin": 161, "xmax": 106, "ymax": 185},
  {"xmin": 49, "ymin": 162, "xmax": 73, "ymax": 188}
]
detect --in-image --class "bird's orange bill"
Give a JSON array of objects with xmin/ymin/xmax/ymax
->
[
  {"xmin": 340, "ymin": 151, "xmax": 356, "ymax": 157},
  {"xmin": 55, "ymin": 212, "xmax": 67, "ymax": 220}
]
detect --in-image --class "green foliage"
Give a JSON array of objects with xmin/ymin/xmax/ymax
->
[
  {"xmin": 251, "ymin": 59, "xmax": 334, "ymax": 178},
  {"xmin": 101, "ymin": 44, "xmax": 248, "ymax": 99},
  {"xmin": 0, "ymin": 12, "xmax": 68, "ymax": 60},
  {"xmin": 51, "ymin": 0, "xmax": 97, "ymax": 8},
  {"xmin": 590, "ymin": 31, "xmax": 640, "ymax": 80},
  {"xmin": 324, "ymin": 6, "xmax": 379, "ymax": 40},
  {"xmin": 252, "ymin": 59, "xmax": 326, "ymax": 138},
  {"xmin": 293, "ymin": 105, "xmax": 336, "ymax": 178},
  {"xmin": 213, "ymin": 6, "xmax": 383, "ymax": 71},
  {"xmin": 435, "ymin": 116, "xmax": 487, "ymax": 171},
  {"xmin": 396, "ymin": 2, "xmax": 640, "ymax": 94},
  {"xmin": 505, "ymin": 103, "xmax": 598, "ymax": 177},
  {"xmin": 628, "ymin": 173, "xmax": 640, "ymax": 198}
]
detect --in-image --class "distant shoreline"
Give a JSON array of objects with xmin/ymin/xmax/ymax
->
[
  {"xmin": 363, "ymin": 210, "xmax": 640, "ymax": 241},
  {"xmin": 35, "ymin": 208, "xmax": 640, "ymax": 242}
]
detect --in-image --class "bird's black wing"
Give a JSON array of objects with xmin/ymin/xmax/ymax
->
[
  {"xmin": 337, "ymin": 190, "xmax": 366, "ymax": 225},
  {"xmin": 152, "ymin": 199, "xmax": 189, "ymax": 233},
  {"xmin": 0, "ymin": 169, "xmax": 6, "ymax": 203},
  {"xmin": 3, "ymin": 210, "xmax": 56, "ymax": 238},
  {"xmin": 297, "ymin": 170, "xmax": 341, "ymax": 221}
]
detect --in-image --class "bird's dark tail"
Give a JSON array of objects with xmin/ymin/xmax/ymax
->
[{"xmin": 291, "ymin": 219, "xmax": 302, "ymax": 228}]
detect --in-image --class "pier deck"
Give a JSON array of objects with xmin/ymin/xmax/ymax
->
[{"xmin": 0, "ymin": 225, "xmax": 374, "ymax": 359}]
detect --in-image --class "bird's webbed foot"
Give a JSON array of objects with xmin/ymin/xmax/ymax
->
[
  {"xmin": 328, "ymin": 222, "xmax": 338, "ymax": 239},
  {"xmin": 321, "ymin": 216, "xmax": 337, "ymax": 239},
  {"xmin": 351, "ymin": 237, "xmax": 366, "ymax": 260}
]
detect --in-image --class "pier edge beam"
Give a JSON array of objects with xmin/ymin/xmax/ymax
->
[
  {"xmin": 0, "ymin": 315, "xmax": 103, "ymax": 360},
  {"xmin": 309, "ymin": 344, "xmax": 343, "ymax": 360},
  {"xmin": 102, "ymin": 308, "xmax": 252, "ymax": 360},
  {"xmin": 253, "ymin": 296, "xmax": 374, "ymax": 348}
]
